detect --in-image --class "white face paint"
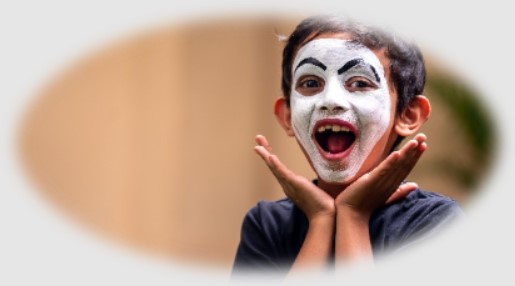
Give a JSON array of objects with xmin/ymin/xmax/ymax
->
[{"xmin": 290, "ymin": 38, "xmax": 391, "ymax": 183}]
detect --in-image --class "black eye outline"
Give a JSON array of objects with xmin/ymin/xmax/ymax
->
[{"xmin": 295, "ymin": 75, "xmax": 325, "ymax": 96}]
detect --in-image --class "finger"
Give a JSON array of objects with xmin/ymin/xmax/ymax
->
[
  {"xmin": 414, "ymin": 133, "xmax": 427, "ymax": 144},
  {"xmin": 368, "ymin": 149, "xmax": 401, "ymax": 179},
  {"xmin": 393, "ymin": 133, "xmax": 425, "ymax": 164},
  {"xmin": 398, "ymin": 140, "xmax": 420, "ymax": 171},
  {"xmin": 255, "ymin": 134, "xmax": 272, "ymax": 153},
  {"xmin": 386, "ymin": 182, "xmax": 418, "ymax": 204},
  {"xmin": 418, "ymin": 141, "xmax": 427, "ymax": 153},
  {"xmin": 372, "ymin": 137, "xmax": 420, "ymax": 180},
  {"xmin": 356, "ymin": 135, "xmax": 426, "ymax": 205},
  {"xmin": 406, "ymin": 133, "xmax": 427, "ymax": 159},
  {"xmin": 254, "ymin": 146, "xmax": 292, "ymax": 180},
  {"xmin": 394, "ymin": 136, "xmax": 426, "ymax": 173},
  {"xmin": 254, "ymin": 142, "xmax": 310, "ymax": 202},
  {"xmin": 255, "ymin": 147, "xmax": 295, "ymax": 193},
  {"xmin": 397, "ymin": 138, "xmax": 419, "ymax": 159},
  {"xmin": 267, "ymin": 155, "xmax": 303, "ymax": 200},
  {"xmin": 268, "ymin": 153, "xmax": 296, "ymax": 181},
  {"xmin": 254, "ymin": 145, "xmax": 272, "ymax": 164},
  {"xmin": 409, "ymin": 133, "xmax": 427, "ymax": 159},
  {"xmin": 385, "ymin": 182, "xmax": 418, "ymax": 204},
  {"xmin": 370, "ymin": 140, "xmax": 419, "ymax": 199},
  {"xmin": 254, "ymin": 147, "xmax": 290, "ymax": 181},
  {"xmin": 386, "ymin": 150, "xmax": 419, "ymax": 188},
  {"xmin": 400, "ymin": 139, "xmax": 427, "ymax": 174},
  {"xmin": 388, "ymin": 140, "xmax": 427, "ymax": 190}
]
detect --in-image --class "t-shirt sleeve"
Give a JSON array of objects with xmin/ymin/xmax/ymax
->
[{"xmin": 231, "ymin": 203, "xmax": 285, "ymax": 275}]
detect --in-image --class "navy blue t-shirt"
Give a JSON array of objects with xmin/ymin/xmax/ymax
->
[{"xmin": 232, "ymin": 188, "xmax": 463, "ymax": 274}]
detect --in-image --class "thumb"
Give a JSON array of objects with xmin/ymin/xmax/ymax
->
[{"xmin": 385, "ymin": 182, "xmax": 418, "ymax": 204}]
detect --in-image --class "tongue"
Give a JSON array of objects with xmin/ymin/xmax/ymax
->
[{"xmin": 327, "ymin": 133, "xmax": 351, "ymax": 154}]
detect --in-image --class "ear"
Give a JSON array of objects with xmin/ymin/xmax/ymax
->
[
  {"xmin": 274, "ymin": 97, "xmax": 295, "ymax": 137},
  {"xmin": 394, "ymin": 95, "xmax": 431, "ymax": 136}
]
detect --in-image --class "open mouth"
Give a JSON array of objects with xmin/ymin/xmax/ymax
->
[{"xmin": 313, "ymin": 120, "xmax": 357, "ymax": 157}]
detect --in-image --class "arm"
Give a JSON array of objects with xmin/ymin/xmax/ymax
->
[
  {"xmin": 290, "ymin": 214, "xmax": 334, "ymax": 273},
  {"xmin": 254, "ymin": 135, "xmax": 335, "ymax": 274},
  {"xmin": 334, "ymin": 134, "xmax": 427, "ymax": 267}
]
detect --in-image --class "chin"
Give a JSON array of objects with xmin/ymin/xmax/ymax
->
[{"xmin": 316, "ymin": 167, "xmax": 355, "ymax": 185}]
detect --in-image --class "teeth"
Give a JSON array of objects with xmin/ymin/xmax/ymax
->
[{"xmin": 316, "ymin": 124, "xmax": 351, "ymax": 133}]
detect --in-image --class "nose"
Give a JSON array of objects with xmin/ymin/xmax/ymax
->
[
  {"xmin": 320, "ymin": 102, "xmax": 345, "ymax": 112},
  {"xmin": 317, "ymin": 78, "xmax": 350, "ymax": 112}
]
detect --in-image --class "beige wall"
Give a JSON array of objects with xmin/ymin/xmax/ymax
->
[{"xmin": 18, "ymin": 17, "xmax": 487, "ymax": 274}]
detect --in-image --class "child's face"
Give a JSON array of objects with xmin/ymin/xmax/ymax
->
[{"xmin": 289, "ymin": 35, "xmax": 398, "ymax": 185}]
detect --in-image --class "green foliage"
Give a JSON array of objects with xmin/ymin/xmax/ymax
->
[
  {"xmin": 426, "ymin": 74, "xmax": 497, "ymax": 190},
  {"xmin": 427, "ymin": 75, "xmax": 496, "ymax": 164}
]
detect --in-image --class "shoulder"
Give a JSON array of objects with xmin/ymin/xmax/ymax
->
[
  {"xmin": 237, "ymin": 198, "xmax": 296, "ymax": 251},
  {"xmin": 381, "ymin": 188, "xmax": 462, "ymax": 212},
  {"xmin": 400, "ymin": 188, "xmax": 463, "ymax": 220},
  {"xmin": 383, "ymin": 188, "xmax": 463, "ymax": 226},
  {"xmin": 233, "ymin": 198, "xmax": 306, "ymax": 273},
  {"xmin": 370, "ymin": 188, "xmax": 464, "ymax": 253},
  {"xmin": 405, "ymin": 188, "xmax": 457, "ymax": 204},
  {"xmin": 241, "ymin": 198, "xmax": 305, "ymax": 237},
  {"xmin": 245, "ymin": 198, "xmax": 296, "ymax": 222}
]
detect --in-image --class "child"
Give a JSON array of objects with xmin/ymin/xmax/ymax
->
[{"xmin": 232, "ymin": 14, "xmax": 463, "ymax": 275}]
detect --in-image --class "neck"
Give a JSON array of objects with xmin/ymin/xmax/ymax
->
[{"xmin": 317, "ymin": 179, "xmax": 348, "ymax": 198}]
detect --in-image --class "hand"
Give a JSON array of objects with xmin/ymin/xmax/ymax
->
[
  {"xmin": 385, "ymin": 181, "xmax": 419, "ymax": 204},
  {"xmin": 254, "ymin": 134, "xmax": 335, "ymax": 222},
  {"xmin": 335, "ymin": 133, "xmax": 427, "ymax": 218}
]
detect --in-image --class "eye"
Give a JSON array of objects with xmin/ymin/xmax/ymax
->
[
  {"xmin": 345, "ymin": 77, "xmax": 378, "ymax": 92},
  {"xmin": 295, "ymin": 76, "xmax": 324, "ymax": 96},
  {"xmin": 302, "ymin": 79, "xmax": 320, "ymax": 88}
]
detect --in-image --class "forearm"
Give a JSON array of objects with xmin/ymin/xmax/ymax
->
[
  {"xmin": 334, "ymin": 207, "xmax": 374, "ymax": 268},
  {"xmin": 289, "ymin": 216, "xmax": 335, "ymax": 274}
]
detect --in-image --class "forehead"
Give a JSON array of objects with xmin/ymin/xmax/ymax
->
[{"xmin": 293, "ymin": 38, "xmax": 383, "ymax": 71}]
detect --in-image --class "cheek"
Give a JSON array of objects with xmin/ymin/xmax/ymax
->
[
  {"xmin": 352, "ymin": 91, "xmax": 391, "ymax": 126},
  {"xmin": 290, "ymin": 93, "xmax": 318, "ymax": 131}
]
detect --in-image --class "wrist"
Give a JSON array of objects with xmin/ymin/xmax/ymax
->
[
  {"xmin": 334, "ymin": 205, "xmax": 373, "ymax": 263},
  {"xmin": 308, "ymin": 212, "xmax": 335, "ymax": 228},
  {"xmin": 336, "ymin": 204, "xmax": 372, "ymax": 223}
]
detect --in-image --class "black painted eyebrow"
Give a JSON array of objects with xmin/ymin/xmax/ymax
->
[
  {"xmin": 337, "ymin": 58, "xmax": 380, "ymax": 83},
  {"xmin": 294, "ymin": 57, "xmax": 327, "ymax": 74}
]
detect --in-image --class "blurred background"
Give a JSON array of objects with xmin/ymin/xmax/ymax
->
[{"xmin": 17, "ymin": 15, "xmax": 496, "ymax": 275}]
